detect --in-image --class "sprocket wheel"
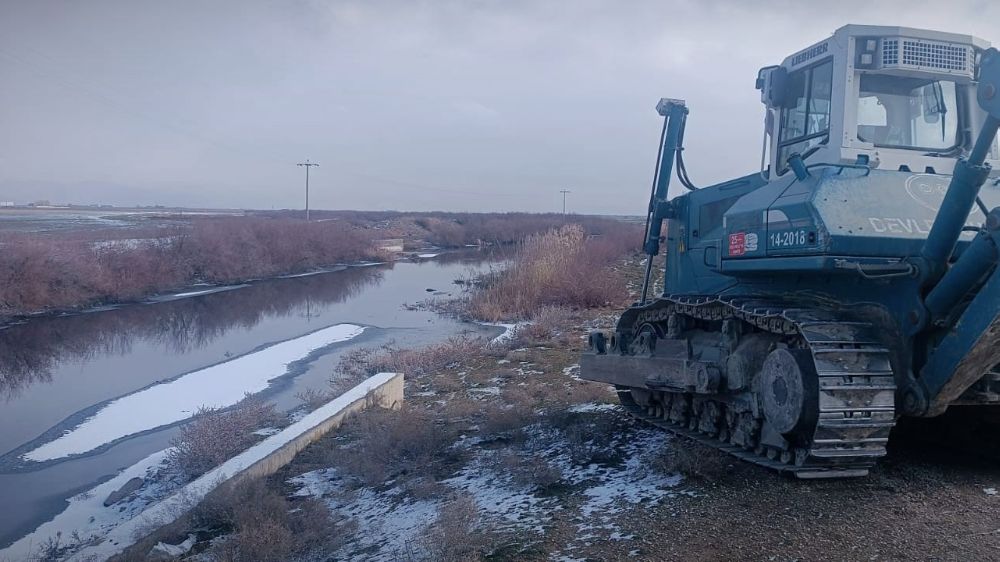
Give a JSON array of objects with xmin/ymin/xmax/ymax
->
[{"xmin": 759, "ymin": 347, "xmax": 819, "ymax": 441}]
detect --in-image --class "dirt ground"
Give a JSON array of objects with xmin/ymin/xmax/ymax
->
[
  {"xmin": 149, "ymin": 252, "xmax": 1000, "ymax": 562},
  {"xmin": 558, "ymin": 423, "xmax": 1000, "ymax": 561},
  {"xmin": 255, "ymin": 313, "xmax": 1000, "ymax": 562}
]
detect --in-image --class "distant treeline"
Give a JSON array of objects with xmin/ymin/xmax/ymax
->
[
  {"xmin": 253, "ymin": 209, "xmax": 638, "ymax": 248},
  {"xmin": 0, "ymin": 218, "xmax": 378, "ymax": 318},
  {"xmin": 0, "ymin": 212, "xmax": 640, "ymax": 319}
]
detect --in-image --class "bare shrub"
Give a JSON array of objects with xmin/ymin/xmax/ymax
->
[
  {"xmin": 408, "ymin": 211, "xmax": 640, "ymax": 249},
  {"xmin": 0, "ymin": 217, "xmax": 380, "ymax": 317},
  {"xmin": 495, "ymin": 451, "xmax": 563, "ymax": 490},
  {"xmin": 167, "ymin": 395, "xmax": 280, "ymax": 480},
  {"xmin": 333, "ymin": 336, "xmax": 484, "ymax": 384},
  {"xmin": 185, "ymin": 217, "xmax": 378, "ymax": 284},
  {"xmin": 428, "ymin": 371, "xmax": 464, "ymax": 393},
  {"xmin": 0, "ymin": 212, "xmax": 640, "ymax": 319},
  {"xmin": 193, "ymin": 478, "xmax": 345, "ymax": 562},
  {"xmin": 421, "ymin": 495, "xmax": 498, "ymax": 562},
  {"xmin": 509, "ymin": 306, "xmax": 578, "ymax": 347},
  {"xmin": 333, "ymin": 405, "xmax": 462, "ymax": 486},
  {"xmin": 467, "ymin": 225, "xmax": 633, "ymax": 322},
  {"xmin": 295, "ymin": 387, "xmax": 334, "ymax": 411},
  {"xmin": 479, "ymin": 401, "xmax": 536, "ymax": 437},
  {"xmin": 438, "ymin": 392, "xmax": 483, "ymax": 422},
  {"xmin": 539, "ymin": 410, "xmax": 626, "ymax": 466}
]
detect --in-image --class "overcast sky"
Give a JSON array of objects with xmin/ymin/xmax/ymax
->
[{"xmin": 1, "ymin": 1, "xmax": 997, "ymax": 214}]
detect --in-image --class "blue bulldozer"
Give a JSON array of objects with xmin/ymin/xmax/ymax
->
[{"xmin": 580, "ymin": 24, "xmax": 1000, "ymax": 478}]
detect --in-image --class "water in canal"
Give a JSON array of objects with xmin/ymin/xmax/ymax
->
[{"xmin": 0, "ymin": 251, "xmax": 495, "ymax": 549}]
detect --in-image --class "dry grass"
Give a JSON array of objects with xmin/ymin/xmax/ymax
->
[
  {"xmin": 420, "ymin": 495, "xmax": 504, "ymax": 562},
  {"xmin": 409, "ymin": 212, "xmax": 632, "ymax": 248},
  {"xmin": 192, "ymin": 478, "xmax": 346, "ymax": 562},
  {"xmin": 0, "ymin": 211, "xmax": 639, "ymax": 318},
  {"xmin": 295, "ymin": 387, "xmax": 335, "ymax": 411},
  {"xmin": 494, "ymin": 450, "xmax": 563, "ymax": 490},
  {"xmin": 167, "ymin": 395, "xmax": 280, "ymax": 480},
  {"xmin": 508, "ymin": 306, "xmax": 579, "ymax": 347},
  {"xmin": 478, "ymin": 401, "xmax": 537, "ymax": 438},
  {"xmin": 468, "ymin": 225, "xmax": 636, "ymax": 322},
  {"xmin": 0, "ymin": 217, "xmax": 380, "ymax": 317},
  {"xmin": 333, "ymin": 336, "xmax": 486, "ymax": 383},
  {"xmin": 331, "ymin": 405, "xmax": 464, "ymax": 487}
]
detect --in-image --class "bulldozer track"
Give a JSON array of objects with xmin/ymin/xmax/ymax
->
[{"xmin": 617, "ymin": 296, "xmax": 897, "ymax": 478}]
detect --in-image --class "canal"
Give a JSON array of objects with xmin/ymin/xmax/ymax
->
[{"xmin": 0, "ymin": 251, "xmax": 495, "ymax": 548}]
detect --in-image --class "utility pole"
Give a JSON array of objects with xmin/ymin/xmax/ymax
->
[
  {"xmin": 560, "ymin": 189, "xmax": 571, "ymax": 215},
  {"xmin": 297, "ymin": 159, "xmax": 319, "ymax": 221}
]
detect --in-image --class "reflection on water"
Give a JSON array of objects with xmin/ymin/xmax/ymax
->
[
  {"xmin": 0, "ymin": 265, "xmax": 384, "ymax": 400},
  {"xmin": 0, "ymin": 250, "xmax": 498, "ymax": 550}
]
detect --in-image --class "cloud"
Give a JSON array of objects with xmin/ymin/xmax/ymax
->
[{"xmin": 0, "ymin": 0, "xmax": 995, "ymax": 213}]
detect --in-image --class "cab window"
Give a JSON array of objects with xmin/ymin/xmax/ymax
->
[
  {"xmin": 777, "ymin": 59, "xmax": 833, "ymax": 173},
  {"xmin": 856, "ymin": 75, "xmax": 959, "ymax": 151}
]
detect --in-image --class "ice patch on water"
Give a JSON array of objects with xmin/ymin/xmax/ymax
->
[
  {"xmin": 0, "ymin": 449, "xmax": 175, "ymax": 561},
  {"xmin": 63, "ymin": 373, "xmax": 399, "ymax": 561},
  {"xmin": 23, "ymin": 324, "xmax": 366, "ymax": 462}
]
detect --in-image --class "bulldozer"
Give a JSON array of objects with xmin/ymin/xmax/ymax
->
[{"xmin": 580, "ymin": 24, "xmax": 1000, "ymax": 478}]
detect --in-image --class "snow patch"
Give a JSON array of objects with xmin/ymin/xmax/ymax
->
[
  {"xmin": 482, "ymin": 322, "xmax": 523, "ymax": 345},
  {"xmin": 23, "ymin": 324, "xmax": 366, "ymax": 462},
  {"xmin": 567, "ymin": 402, "xmax": 618, "ymax": 413},
  {"xmin": 290, "ymin": 469, "xmax": 440, "ymax": 561},
  {"xmin": 65, "ymin": 372, "xmax": 400, "ymax": 562},
  {"xmin": 468, "ymin": 386, "xmax": 501, "ymax": 396},
  {"xmin": 0, "ymin": 449, "xmax": 176, "ymax": 561},
  {"xmin": 444, "ymin": 458, "xmax": 553, "ymax": 534},
  {"xmin": 562, "ymin": 364, "xmax": 581, "ymax": 380},
  {"xmin": 551, "ymin": 426, "xmax": 683, "ymax": 545},
  {"xmin": 153, "ymin": 283, "xmax": 250, "ymax": 301}
]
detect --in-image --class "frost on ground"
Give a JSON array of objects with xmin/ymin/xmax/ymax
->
[
  {"xmin": 566, "ymin": 402, "xmax": 617, "ymax": 414},
  {"xmin": 290, "ymin": 406, "xmax": 685, "ymax": 562},
  {"xmin": 289, "ymin": 469, "xmax": 441, "ymax": 561},
  {"xmin": 562, "ymin": 363, "xmax": 581, "ymax": 380},
  {"xmin": 23, "ymin": 323, "xmax": 365, "ymax": 462}
]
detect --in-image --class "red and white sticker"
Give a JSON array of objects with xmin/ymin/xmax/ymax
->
[
  {"xmin": 729, "ymin": 232, "xmax": 746, "ymax": 256},
  {"xmin": 729, "ymin": 232, "xmax": 758, "ymax": 255}
]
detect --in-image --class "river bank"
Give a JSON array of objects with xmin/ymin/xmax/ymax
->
[
  {"xmin": 0, "ymin": 210, "xmax": 635, "ymax": 321},
  {"xmin": 95, "ymin": 227, "xmax": 649, "ymax": 560},
  {"xmin": 0, "ymin": 250, "xmax": 501, "ymax": 553},
  {"xmin": 133, "ymin": 230, "xmax": 1000, "ymax": 562}
]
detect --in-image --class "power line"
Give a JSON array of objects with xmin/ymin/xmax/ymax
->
[{"xmin": 297, "ymin": 160, "xmax": 319, "ymax": 220}]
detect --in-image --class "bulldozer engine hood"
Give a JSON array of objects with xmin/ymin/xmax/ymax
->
[{"xmin": 722, "ymin": 168, "xmax": 1000, "ymax": 262}]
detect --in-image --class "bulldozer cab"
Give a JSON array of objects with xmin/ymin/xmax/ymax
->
[{"xmin": 757, "ymin": 25, "xmax": 999, "ymax": 177}]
